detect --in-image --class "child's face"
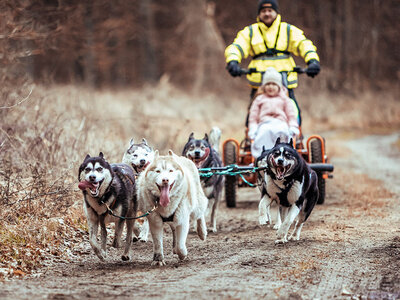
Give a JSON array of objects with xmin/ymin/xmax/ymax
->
[{"xmin": 264, "ymin": 82, "xmax": 280, "ymax": 97}]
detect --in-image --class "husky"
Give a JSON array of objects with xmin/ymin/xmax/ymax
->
[
  {"xmin": 122, "ymin": 138, "xmax": 155, "ymax": 174},
  {"xmin": 137, "ymin": 150, "xmax": 208, "ymax": 266},
  {"xmin": 78, "ymin": 152, "xmax": 136, "ymax": 261},
  {"xmin": 256, "ymin": 138, "xmax": 319, "ymax": 244},
  {"xmin": 182, "ymin": 127, "xmax": 224, "ymax": 232},
  {"xmin": 122, "ymin": 138, "xmax": 154, "ymax": 242}
]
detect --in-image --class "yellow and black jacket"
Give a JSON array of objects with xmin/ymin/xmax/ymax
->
[{"xmin": 225, "ymin": 15, "xmax": 319, "ymax": 89}]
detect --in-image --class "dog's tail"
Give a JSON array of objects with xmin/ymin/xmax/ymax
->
[{"xmin": 208, "ymin": 126, "xmax": 222, "ymax": 153}]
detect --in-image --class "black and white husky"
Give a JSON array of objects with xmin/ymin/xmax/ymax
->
[
  {"xmin": 182, "ymin": 127, "xmax": 224, "ymax": 232},
  {"xmin": 78, "ymin": 152, "xmax": 137, "ymax": 261},
  {"xmin": 256, "ymin": 138, "xmax": 319, "ymax": 244}
]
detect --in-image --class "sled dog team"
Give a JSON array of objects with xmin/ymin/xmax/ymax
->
[{"xmin": 78, "ymin": 127, "xmax": 319, "ymax": 265}]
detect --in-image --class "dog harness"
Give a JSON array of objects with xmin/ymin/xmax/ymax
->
[
  {"xmin": 151, "ymin": 195, "xmax": 176, "ymax": 222},
  {"xmin": 160, "ymin": 213, "xmax": 175, "ymax": 223}
]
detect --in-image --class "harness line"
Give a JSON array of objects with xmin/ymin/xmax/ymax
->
[
  {"xmin": 104, "ymin": 203, "xmax": 157, "ymax": 220},
  {"xmin": 199, "ymin": 164, "xmax": 268, "ymax": 187}
]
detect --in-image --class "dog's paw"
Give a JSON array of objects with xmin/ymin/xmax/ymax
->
[
  {"xmin": 121, "ymin": 254, "xmax": 131, "ymax": 261},
  {"xmin": 275, "ymin": 230, "xmax": 288, "ymax": 244},
  {"xmin": 208, "ymin": 227, "xmax": 217, "ymax": 233},
  {"xmin": 132, "ymin": 236, "xmax": 139, "ymax": 243},
  {"xmin": 176, "ymin": 248, "xmax": 187, "ymax": 261},
  {"xmin": 288, "ymin": 234, "xmax": 300, "ymax": 241},
  {"xmin": 274, "ymin": 238, "xmax": 287, "ymax": 244},
  {"xmin": 151, "ymin": 260, "xmax": 166, "ymax": 267},
  {"xmin": 273, "ymin": 223, "xmax": 281, "ymax": 230},
  {"xmin": 138, "ymin": 233, "xmax": 148, "ymax": 242},
  {"xmin": 259, "ymin": 215, "xmax": 270, "ymax": 226},
  {"xmin": 152, "ymin": 253, "xmax": 165, "ymax": 266}
]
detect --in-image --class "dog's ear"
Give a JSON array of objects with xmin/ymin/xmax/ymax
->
[
  {"xmin": 154, "ymin": 150, "xmax": 159, "ymax": 160},
  {"xmin": 129, "ymin": 138, "xmax": 135, "ymax": 146},
  {"xmin": 168, "ymin": 149, "xmax": 174, "ymax": 156},
  {"xmin": 274, "ymin": 137, "xmax": 281, "ymax": 146},
  {"xmin": 289, "ymin": 138, "xmax": 294, "ymax": 147},
  {"xmin": 188, "ymin": 132, "xmax": 194, "ymax": 141},
  {"xmin": 204, "ymin": 133, "xmax": 209, "ymax": 142},
  {"xmin": 262, "ymin": 145, "xmax": 266, "ymax": 153},
  {"xmin": 141, "ymin": 138, "xmax": 148, "ymax": 145},
  {"xmin": 99, "ymin": 152, "xmax": 104, "ymax": 158},
  {"xmin": 85, "ymin": 154, "xmax": 90, "ymax": 160}
]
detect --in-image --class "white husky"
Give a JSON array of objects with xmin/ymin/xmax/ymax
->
[{"xmin": 137, "ymin": 150, "xmax": 208, "ymax": 266}]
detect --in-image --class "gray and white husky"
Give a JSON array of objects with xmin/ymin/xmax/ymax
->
[
  {"xmin": 122, "ymin": 138, "xmax": 154, "ymax": 242},
  {"xmin": 122, "ymin": 138, "xmax": 155, "ymax": 174},
  {"xmin": 256, "ymin": 138, "xmax": 319, "ymax": 244},
  {"xmin": 182, "ymin": 127, "xmax": 224, "ymax": 232},
  {"xmin": 78, "ymin": 152, "xmax": 136, "ymax": 261},
  {"xmin": 137, "ymin": 150, "xmax": 208, "ymax": 266}
]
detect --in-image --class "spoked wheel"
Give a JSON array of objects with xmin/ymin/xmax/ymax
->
[
  {"xmin": 310, "ymin": 139, "xmax": 326, "ymax": 204},
  {"xmin": 223, "ymin": 141, "xmax": 237, "ymax": 208}
]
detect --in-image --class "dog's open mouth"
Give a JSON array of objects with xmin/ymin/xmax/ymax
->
[
  {"xmin": 189, "ymin": 148, "xmax": 210, "ymax": 168},
  {"xmin": 78, "ymin": 180, "xmax": 103, "ymax": 196},
  {"xmin": 132, "ymin": 162, "xmax": 149, "ymax": 173},
  {"xmin": 156, "ymin": 183, "xmax": 174, "ymax": 207},
  {"xmin": 274, "ymin": 165, "xmax": 291, "ymax": 180}
]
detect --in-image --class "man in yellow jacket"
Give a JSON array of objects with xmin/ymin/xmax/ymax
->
[{"xmin": 225, "ymin": 0, "xmax": 320, "ymax": 126}]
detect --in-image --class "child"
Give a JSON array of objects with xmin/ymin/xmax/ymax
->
[{"xmin": 248, "ymin": 67, "xmax": 300, "ymax": 159}]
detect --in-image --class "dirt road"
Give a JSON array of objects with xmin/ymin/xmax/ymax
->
[{"xmin": 1, "ymin": 131, "xmax": 399, "ymax": 299}]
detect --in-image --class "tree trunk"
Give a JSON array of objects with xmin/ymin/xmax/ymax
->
[{"xmin": 139, "ymin": 0, "xmax": 158, "ymax": 83}]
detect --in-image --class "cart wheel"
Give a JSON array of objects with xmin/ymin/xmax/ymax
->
[
  {"xmin": 310, "ymin": 139, "xmax": 326, "ymax": 205},
  {"xmin": 224, "ymin": 141, "xmax": 237, "ymax": 208}
]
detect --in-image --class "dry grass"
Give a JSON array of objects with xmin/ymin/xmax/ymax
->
[
  {"xmin": 299, "ymin": 89, "xmax": 400, "ymax": 134},
  {"xmin": 1, "ymin": 80, "xmax": 399, "ymax": 280}
]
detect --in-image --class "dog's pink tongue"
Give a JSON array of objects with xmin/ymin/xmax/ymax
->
[
  {"xmin": 78, "ymin": 180, "xmax": 95, "ymax": 190},
  {"xmin": 159, "ymin": 185, "xmax": 170, "ymax": 207}
]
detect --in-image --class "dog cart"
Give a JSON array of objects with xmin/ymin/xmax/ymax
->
[
  {"xmin": 200, "ymin": 67, "xmax": 334, "ymax": 208},
  {"xmin": 220, "ymin": 133, "xmax": 334, "ymax": 207}
]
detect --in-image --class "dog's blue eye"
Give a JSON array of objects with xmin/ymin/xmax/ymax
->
[
  {"xmin": 133, "ymin": 154, "xmax": 138, "ymax": 157},
  {"xmin": 155, "ymin": 170, "xmax": 161, "ymax": 173},
  {"xmin": 169, "ymin": 169, "xmax": 174, "ymax": 173}
]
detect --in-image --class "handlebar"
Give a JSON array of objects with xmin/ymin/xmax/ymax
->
[{"xmin": 238, "ymin": 67, "xmax": 307, "ymax": 76}]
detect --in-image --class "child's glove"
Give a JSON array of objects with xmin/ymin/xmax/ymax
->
[
  {"xmin": 248, "ymin": 126, "xmax": 257, "ymax": 140},
  {"xmin": 289, "ymin": 126, "xmax": 300, "ymax": 138}
]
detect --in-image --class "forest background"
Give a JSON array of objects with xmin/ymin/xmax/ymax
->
[{"xmin": 0, "ymin": 0, "xmax": 399, "ymax": 278}]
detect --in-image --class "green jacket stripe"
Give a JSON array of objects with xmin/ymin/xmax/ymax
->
[
  {"xmin": 233, "ymin": 43, "xmax": 245, "ymax": 59},
  {"xmin": 285, "ymin": 24, "xmax": 291, "ymax": 51}
]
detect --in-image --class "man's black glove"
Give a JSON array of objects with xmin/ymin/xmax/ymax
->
[
  {"xmin": 227, "ymin": 60, "xmax": 241, "ymax": 77},
  {"xmin": 306, "ymin": 59, "xmax": 320, "ymax": 78}
]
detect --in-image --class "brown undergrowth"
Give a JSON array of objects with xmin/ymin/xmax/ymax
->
[{"xmin": 1, "ymin": 82, "xmax": 399, "ymax": 280}]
